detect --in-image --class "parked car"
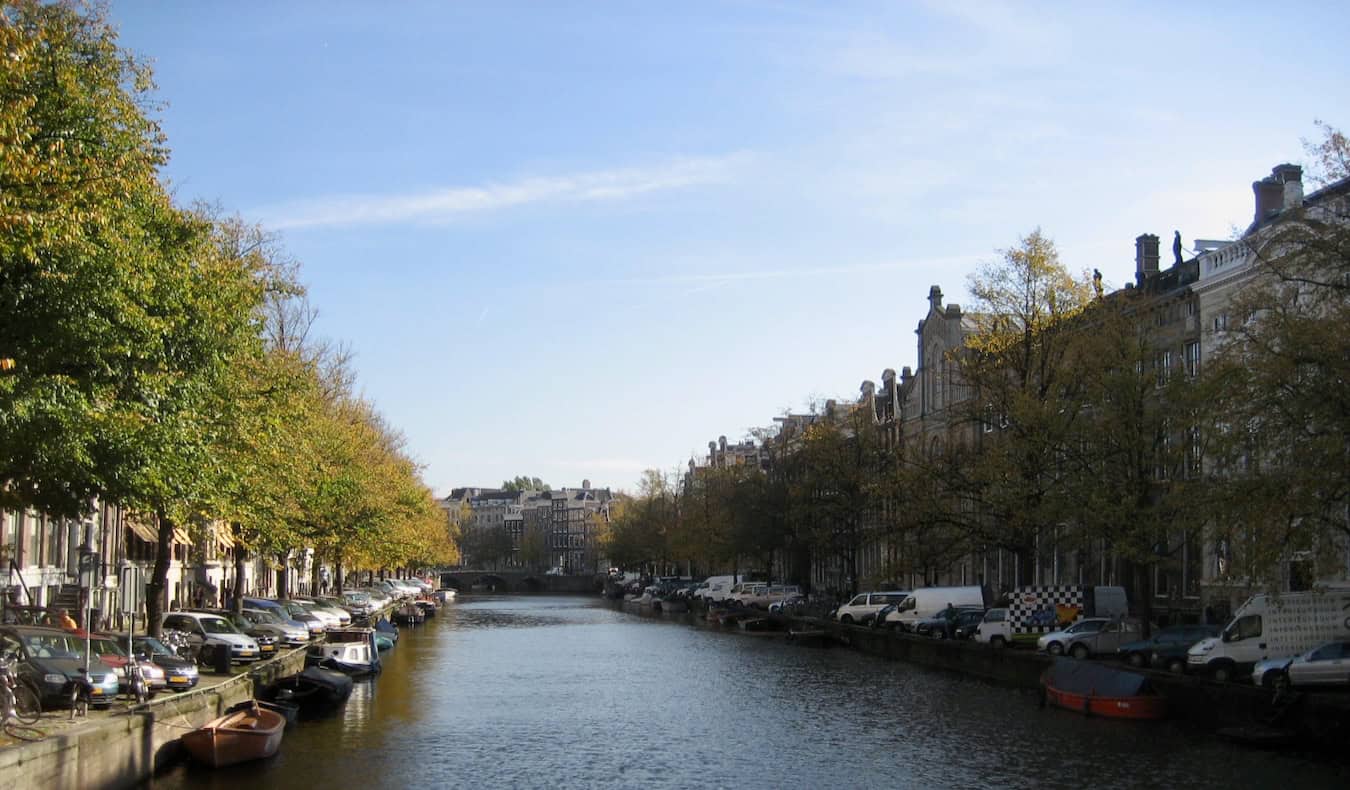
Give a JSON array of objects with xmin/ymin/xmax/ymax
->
[
  {"xmin": 288, "ymin": 598, "xmax": 346, "ymax": 629},
  {"xmin": 131, "ymin": 635, "xmax": 200, "ymax": 692},
  {"xmin": 336, "ymin": 591, "xmax": 376, "ymax": 618},
  {"xmin": 870, "ymin": 603, "xmax": 899, "ymax": 629},
  {"xmin": 1037, "ymin": 618, "xmax": 1110, "ymax": 656},
  {"xmin": 86, "ymin": 634, "xmax": 165, "ymax": 694},
  {"xmin": 240, "ymin": 607, "xmax": 309, "ymax": 646},
  {"xmin": 160, "ymin": 611, "xmax": 262, "ymax": 664},
  {"xmin": 1117, "ymin": 625, "xmax": 1221, "ymax": 669},
  {"xmin": 271, "ymin": 601, "xmax": 327, "ymax": 637},
  {"xmin": 973, "ymin": 608, "xmax": 1011, "ymax": 647},
  {"xmin": 242, "ymin": 597, "xmax": 316, "ymax": 636},
  {"xmin": 0, "ymin": 625, "xmax": 120, "ymax": 708},
  {"xmin": 914, "ymin": 607, "xmax": 985, "ymax": 639},
  {"xmin": 834, "ymin": 592, "xmax": 910, "ymax": 625},
  {"xmin": 1252, "ymin": 640, "xmax": 1350, "ymax": 689},
  {"xmin": 1064, "ymin": 618, "xmax": 1142, "ymax": 659},
  {"xmin": 188, "ymin": 609, "xmax": 280, "ymax": 655}
]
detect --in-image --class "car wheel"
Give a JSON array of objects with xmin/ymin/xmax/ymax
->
[
  {"xmin": 1127, "ymin": 652, "xmax": 1145, "ymax": 668},
  {"xmin": 839, "ymin": 614, "xmax": 853, "ymax": 625},
  {"xmin": 1273, "ymin": 671, "xmax": 1291, "ymax": 693},
  {"xmin": 990, "ymin": 636, "xmax": 1006, "ymax": 649},
  {"xmin": 1166, "ymin": 658, "xmax": 1186, "ymax": 675},
  {"xmin": 1212, "ymin": 663, "xmax": 1234, "ymax": 683},
  {"xmin": 1048, "ymin": 642, "xmax": 1064, "ymax": 656},
  {"xmin": 1071, "ymin": 644, "xmax": 1090, "ymax": 660},
  {"xmin": 937, "ymin": 630, "xmax": 948, "ymax": 640}
]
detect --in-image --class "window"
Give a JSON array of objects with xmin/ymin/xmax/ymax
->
[
  {"xmin": 1184, "ymin": 342, "xmax": 1200, "ymax": 378},
  {"xmin": 1213, "ymin": 312, "xmax": 1228, "ymax": 332},
  {"xmin": 1227, "ymin": 614, "xmax": 1262, "ymax": 641}
]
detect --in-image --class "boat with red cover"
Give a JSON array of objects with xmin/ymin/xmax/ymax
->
[{"xmin": 1040, "ymin": 658, "xmax": 1166, "ymax": 720}]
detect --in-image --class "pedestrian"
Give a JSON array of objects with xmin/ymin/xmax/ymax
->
[
  {"xmin": 56, "ymin": 608, "xmax": 78, "ymax": 630},
  {"xmin": 943, "ymin": 602, "xmax": 958, "ymax": 638}
]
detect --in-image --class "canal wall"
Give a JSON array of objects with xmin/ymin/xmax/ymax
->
[
  {"xmin": 0, "ymin": 646, "xmax": 307, "ymax": 790},
  {"xmin": 616, "ymin": 600, "xmax": 1350, "ymax": 750}
]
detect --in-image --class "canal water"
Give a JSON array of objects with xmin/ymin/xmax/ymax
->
[{"xmin": 156, "ymin": 595, "xmax": 1342, "ymax": 789}]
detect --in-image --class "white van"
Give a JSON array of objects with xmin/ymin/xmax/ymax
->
[
  {"xmin": 727, "ymin": 582, "xmax": 769, "ymax": 606},
  {"xmin": 698, "ymin": 575, "xmax": 744, "ymax": 604},
  {"xmin": 1187, "ymin": 588, "xmax": 1350, "ymax": 682},
  {"xmin": 883, "ymin": 586, "xmax": 987, "ymax": 631},
  {"xmin": 833, "ymin": 591, "xmax": 910, "ymax": 624}
]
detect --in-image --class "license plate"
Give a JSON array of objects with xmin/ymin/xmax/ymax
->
[
  {"xmin": 91, "ymin": 688, "xmax": 103, "ymax": 696},
  {"xmin": 170, "ymin": 675, "xmax": 187, "ymax": 683},
  {"xmin": 261, "ymin": 645, "xmax": 275, "ymax": 652},
  {"xmin": 239, "ymin": 650, "xmax": 255, "ymax": 656}
]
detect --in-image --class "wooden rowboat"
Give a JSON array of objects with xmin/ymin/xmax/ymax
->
[{"xmin": 181, "ymin": 704, "xmax": 285, "ymax": 767}]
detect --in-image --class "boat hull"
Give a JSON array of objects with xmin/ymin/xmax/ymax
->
[
  {"xmin": 181, "ymin": 707, "xmax": 285, "ymax": 768},
  {"xmin": 1043, "ymin": 685, "xmax": 1167, "ymax": 720}
]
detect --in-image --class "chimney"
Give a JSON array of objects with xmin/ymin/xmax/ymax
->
[
  {"xmin": 718, "ymin": 435, "xmax": 727, "ymax": 452},
  {"xmin": 1134, "ymin": 234, "xmax": 1160, "ymax": 286},
  {"xmin": 1252, "ymin": 176, "xmax": 1284, "ymax": 224},
  {"xmin": 1272, "ymin": 163, "xmax": 1303, "ymax": 210},
  {"xmin": 861, "ymin": 380, "xmax": 875, "ymax": 401}
]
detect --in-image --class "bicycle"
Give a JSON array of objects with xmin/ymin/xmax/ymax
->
[
  {"xmin": 1, "ymin": 652, "xmax": 42, "ymax": 736},
  {"xmin": 123, "ymin": 649, "xmax": 150, "ymax": 706}
]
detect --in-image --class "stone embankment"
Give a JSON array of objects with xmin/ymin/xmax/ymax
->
[
  {"xmin": 0, "ymin": 645, "xmax": 307, "ymax": 789},
  {"xmin": 614, "ymin": 598, "xmax": 1350, "ymax": 755}
]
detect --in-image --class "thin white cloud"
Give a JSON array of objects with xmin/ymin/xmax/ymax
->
[
  {"xmin": 259, "ymin": 154, "xmax": 750, "ymax": 230},
  {"xmin": 630, "ymin": 254, "xmax": 985, "ymax": 290}
]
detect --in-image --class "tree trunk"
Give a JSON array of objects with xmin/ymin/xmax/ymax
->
[
  {"xmin": 276, "ymin": 553, "xmax": 289, "ymax": 600},
  {"xmin": 232, "ymin": 523, "xmax": 248, "ymax": 615},
  {"xmin": 145, "ymin": 510, "xmax": 174, "ymax": 639},
  {"xmin": 335, "ymin": 559, "xmax": 344, "ymax": 595},
  {"xmin": 310, "ymin": 552, "xmax": 322, "ymax": 595}
]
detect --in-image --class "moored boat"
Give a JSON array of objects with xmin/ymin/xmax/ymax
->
[
  {"xmin": 180, "ymin": 704, "xmax": 285, "ymax": 768},
  {"xmin": 1040, "ymin": 658, "xmax": 1166, "ymax": 720},
  {"xmin": 306, "ymin": 627, "xmax": 382, "ymax": 677},
  {"xmin": 261, "ymin": 666, "xmax": 354, "ymax": 717}
]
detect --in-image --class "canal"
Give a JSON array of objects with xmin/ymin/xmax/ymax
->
[{"xmin": 155, "ymin": 595, "xmax": 1342, "ymax": 789}]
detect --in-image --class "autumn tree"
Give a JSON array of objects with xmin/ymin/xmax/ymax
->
[{"xmin": 945, "ymin": 229, "xmax": 1095, "ymax": 585}]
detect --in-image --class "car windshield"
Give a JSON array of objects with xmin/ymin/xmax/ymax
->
[
  {"xmin": 200, "ymin": 617, "xmax": 238, "ymax": 635},
  {"xmin": 1069, "ymin": 620, "xmax": 1105, "ymax": 634},
  {"xmin": 22, "ymin": 634, "xmax": 80, "ymax": 658},
  {"xmin": 137, "ymin": 637, "xmax": 171, "ymax": 655},
  {"xmin": 247, "ymin": 610, "xmax": 281, "ymax": 624},
  {"xmin": 87, "ymin": 638, "xmax": 126, "ymax": 657}
]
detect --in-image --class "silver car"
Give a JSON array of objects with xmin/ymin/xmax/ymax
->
[
  {"xmin": 1252, "ymin": 640, "xmax": 1350, "ymax": 688},
  {"xmin": 1037, "ymin": 618, "xmax": 1110, "ymax": 656}
]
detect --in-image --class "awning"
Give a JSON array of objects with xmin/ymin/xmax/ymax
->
[
  {"xmin": 172, "ymin": 527, "xmax": 192, "ymax": 546},
  {"xmin": 216, "ymin": 526, "xmax": 235, "ymax": 550},
  {"xmin": 126, "ymin": 515, "xmax": 158, "ymax": 544}
]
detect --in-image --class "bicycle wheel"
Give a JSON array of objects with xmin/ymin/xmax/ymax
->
[{"xmin": 13, "ymin": 682, "xmax": 41, "ymax": 725}]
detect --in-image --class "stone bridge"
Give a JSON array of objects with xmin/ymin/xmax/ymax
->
[{"xmin": 438, "ymin": 570, "xmax": 598, "ymax": 594}]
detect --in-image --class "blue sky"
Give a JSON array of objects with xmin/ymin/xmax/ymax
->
[{"xmin": 111, "ymin": 1, "xmax": 1348, "ymax": 495}]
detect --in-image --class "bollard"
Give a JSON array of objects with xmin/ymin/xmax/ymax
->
[{"xmin": 213, "ymin": 642, "xmax": 232, "ymax": 674}]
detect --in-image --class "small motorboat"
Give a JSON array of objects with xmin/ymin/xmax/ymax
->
[
  {"xmin": 1040, "ymin": 658, "xmax": 1166, "ymax": 720},
  {"xmin": 227, "ymin": 698, "xmax": 300, "ymax": 728},
  {"xmin": 375, "ymin": 633, "xmax": 395, "ymax": 651},
  {"xmin": 261, "ymin": 667, "xmax": 354, "ymax": 717},
  {"xmin": 374, "ymin": 617, "xmax": 400, "ymax": 643},
  {"xmin": 415, "ymin": 599, "xmax": 438, "ymax": 618},
  {"xmin": 306, "ymin": 627, "xmax": 382, "ymax": 677},
  {"xmin": 392, "ymin": 602, "xmax": 424, "ymax": 626},
  {"xmin": 180, "ymin": 703, "xmax": 285, "ymax": 768}
]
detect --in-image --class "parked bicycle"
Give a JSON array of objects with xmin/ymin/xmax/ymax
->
[
  {"xmin": 123, "ymin": 647, "xmax": 150, "ymax": 705},
  {"xmin": 1, "ymin": 652, "xmax": 42, "ymax": 736}
]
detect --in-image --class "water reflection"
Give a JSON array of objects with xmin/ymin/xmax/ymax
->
[{"xmin": 154, "ymin": 596, "xmax": 1344, "ymax": 790}]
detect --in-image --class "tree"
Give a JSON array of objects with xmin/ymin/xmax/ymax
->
[
  {"xmin": 1201, "ymin": 127, "xmax": 1350, "ymax": 588},
  {"xmin": 945, "ymin": 229, "xmax": 1095, "ymax": 585},
  {"xmin": 501, "ymin": 476, "xmax": 548, "ymax": 492},
  {"xmin": 0, "ymin": 1, "xmax": 178, "ymax": 517}
]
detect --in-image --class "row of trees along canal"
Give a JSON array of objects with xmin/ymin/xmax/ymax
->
[
  {"xmin": 0, "ymin": 2, "xmax": 457, "ymax": 636},
  {"xmin": 604, "ymin": 124, "xmax": 1349, "ymax": 626}
]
